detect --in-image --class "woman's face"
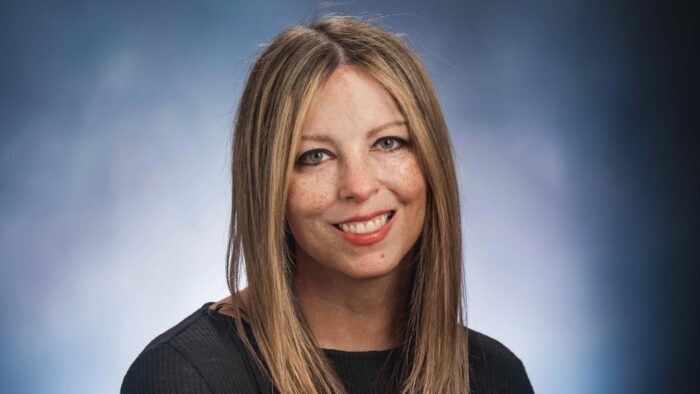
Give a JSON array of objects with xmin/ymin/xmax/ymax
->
[{"xmin": 286, "ymin": 65, "xmax": 427, "ymax": 281}]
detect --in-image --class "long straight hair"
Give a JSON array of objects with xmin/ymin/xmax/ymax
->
[{"xmin": 226, "ymin": 15, "xmax": 467, "ymax": 393}]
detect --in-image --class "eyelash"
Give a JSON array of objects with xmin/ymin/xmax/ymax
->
[{"xmin": 296, "ymin": 136, "xmax": 408, "ymax": 167}]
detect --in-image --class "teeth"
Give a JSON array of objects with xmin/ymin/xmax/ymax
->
[
  {"xmin": 365, "ymin": 220, "xmax": 378, "ymax": 232},
  {"xmin": 338, "ymin": 212, "xmax": 391, "ymax": 234}
]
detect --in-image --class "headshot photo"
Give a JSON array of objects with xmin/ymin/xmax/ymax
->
[
  {"xmin": 119, "ymin": 14, "xmax": 532, "ymax": 393},
  {"xmin": 0, "ymin": 1, "xmax": 696, "ymax": 394}
]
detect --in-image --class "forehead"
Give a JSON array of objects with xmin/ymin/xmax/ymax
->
[{"xmin": 301, "ymin": 65, "xmax": 405, "ymax": 137}]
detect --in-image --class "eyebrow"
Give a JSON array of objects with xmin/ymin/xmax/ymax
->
[{"xmin": 301, "ymin": 120, "xmax": 407, "ymax": 142}]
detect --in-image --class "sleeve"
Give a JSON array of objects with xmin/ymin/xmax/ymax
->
[
  {"xmin": 503, "ymin": 356, "xmax": 535, "ymax": 394},
  {"xmin": 468, "ymin": 330, "xmax": 535, "ymax": 394},
  {"xmin": 121, "ymin": 343, "xmax": 213, "ymax": 394}
]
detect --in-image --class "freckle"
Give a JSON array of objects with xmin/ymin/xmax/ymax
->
[
  {"xmin": 380, "ymin": 253, "xmax": 385, "ymax": 259},
  {"xmin": 312, "ymin": 192, "xmax": 325, "ymax": 211}
]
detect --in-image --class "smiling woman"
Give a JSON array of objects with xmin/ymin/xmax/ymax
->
[
  {"xmin": 287, "ymin": 65, "xmax": 426, "ymax": 284},
  {"xmin": 121, "ymin": 15, "xmax": 534, "ymax": 394}
]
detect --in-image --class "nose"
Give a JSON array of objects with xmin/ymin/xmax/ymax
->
[{"xmin": 337, "ymin": 155, "xmax": 380, "ymax": 202}]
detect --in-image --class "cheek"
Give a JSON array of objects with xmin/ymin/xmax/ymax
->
[
  {"xmin": 287, "ymin": 172, "xmax": 335, "ymax": 218},
  {"xmin": 382, "ymin": 155, "xmax": 427, "ymax": 201}
]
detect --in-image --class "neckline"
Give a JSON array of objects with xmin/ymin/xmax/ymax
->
[
  {"xmin": 322, "ymin": 347, "xmax": 396, "ymax": 360},
  {"xmin": 204, "ymin": 301, "xmax": 401, "ymax": 358}
]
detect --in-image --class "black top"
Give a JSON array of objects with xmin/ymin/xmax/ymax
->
[{"xmin": 121, "ymin": 302, "xmax": 534, "ymax": 393}]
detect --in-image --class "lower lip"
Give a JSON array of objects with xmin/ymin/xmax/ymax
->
[{"xmin": 333, "ymin": 211, "xmax": 397, "ymax": 247}]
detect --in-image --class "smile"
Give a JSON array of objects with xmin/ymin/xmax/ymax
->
[
  {"xmin": 332, "ymin": 210, "xmax": 397, "ymax": 247},
  {"xmin": 334, "ymin": 211, "xmax": 395, "ymax": 234}
]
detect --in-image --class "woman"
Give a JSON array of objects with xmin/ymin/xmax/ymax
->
[{"xmin": 122, "ymin": 16, "xmax": 534, "ymax": 394}]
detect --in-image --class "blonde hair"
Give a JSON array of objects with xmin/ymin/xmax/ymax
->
[{"xmin": 226, "ymin": 15, "xmax": 467, "ymax": 393}]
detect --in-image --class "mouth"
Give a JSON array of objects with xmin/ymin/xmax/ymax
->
[{"xmin": 333, "ymin": 210, "xmax": 396, "ymax": 235}]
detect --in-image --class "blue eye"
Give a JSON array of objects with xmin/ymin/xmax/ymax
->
[
  {"xmin": 374, "ymin": 136, "xmax": 406, "ymax": 151},
  {"xmin": 297, "ymin": 150, "xmax": 329, "ymax": 166}
]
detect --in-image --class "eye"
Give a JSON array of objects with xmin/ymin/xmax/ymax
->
[
  {"xmin": 297, "ymin": 149, "xmax": 331, "ymax": 166},
  {"xmin": 374, "ymin": 136, "xmax": 407, "ymax": 152}
]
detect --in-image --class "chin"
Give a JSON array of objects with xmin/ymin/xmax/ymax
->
[{"xmin": 337, "ymin": 255, "xmax": 405, "ymax": 281}]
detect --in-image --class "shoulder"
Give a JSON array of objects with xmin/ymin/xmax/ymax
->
[
  {"xmin": 121, "ymin": 303, "xmax": 263, "ymax": 394},
  {"xmin": 467, "ymin": 328, "xmax": 535, "ymax": 394}
]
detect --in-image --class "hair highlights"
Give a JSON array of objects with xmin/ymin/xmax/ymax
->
[{"xmin": 227, "ymin": 16, "xmax": 467, "ymax": 393}]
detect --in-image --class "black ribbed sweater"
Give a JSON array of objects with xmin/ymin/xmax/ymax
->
[{"xmin": 121, "ymin": 302, "xmax": 534, "ymax": 393}]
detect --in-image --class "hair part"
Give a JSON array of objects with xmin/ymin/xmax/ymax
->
[{"xmin": 227, "ymin": 15, "xmax": 467, "ymax": 393}]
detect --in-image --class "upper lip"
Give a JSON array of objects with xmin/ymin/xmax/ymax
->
[{"xmin": 334, "ymin": 210, "xmax": 393, "ymax": 225}]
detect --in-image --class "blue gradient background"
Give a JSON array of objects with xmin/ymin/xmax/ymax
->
[{"xmin": 1, "ymin": 1, "xmax": 696, "ymax": 393}]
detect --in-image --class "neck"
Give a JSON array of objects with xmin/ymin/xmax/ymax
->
[{"xmin": 294, "ymin": 253, "xmax": 412, "ymax": 352}]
